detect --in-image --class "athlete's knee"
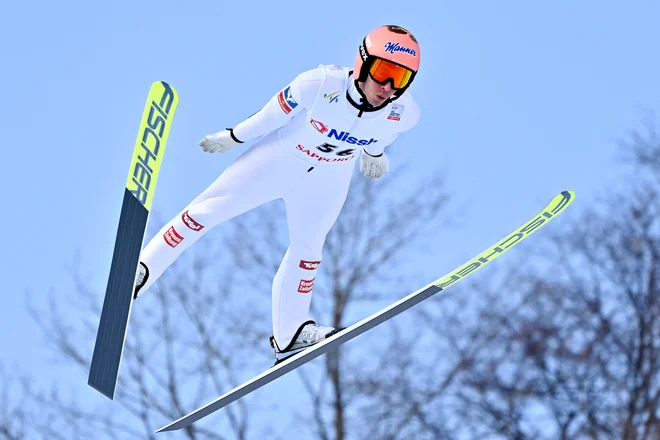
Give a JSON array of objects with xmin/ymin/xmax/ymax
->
[
  {"xmin": 290, "ymin": 243, "xmax": 324, "ymax": 263},
  {"xmin": 289, "ymin": 233, "xmax": 327, "ymax": 255}
]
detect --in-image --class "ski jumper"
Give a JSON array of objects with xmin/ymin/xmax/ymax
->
[{"xmin": 138, "ymin": 64, "xmax": 420, "ymax": 349}]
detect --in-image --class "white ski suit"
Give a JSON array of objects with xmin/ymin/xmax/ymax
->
[{"xmin": 138, "ymin": 64, "xmax": 420, "ymax": 349}]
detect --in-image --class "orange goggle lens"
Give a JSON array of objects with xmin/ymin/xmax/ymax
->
[{"xmin": 369, "ymin": 59, "xmax": 414, "ymax": 89}]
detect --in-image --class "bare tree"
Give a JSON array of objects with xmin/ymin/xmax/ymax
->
[
  {"xmin": 454, "ymin": 177, "xmax": 658, "ymax": 439},
  {"xmin": 0, "ymin": 364, "xmax": 29, "ymax": 440},
  {"xmin": 344, "ymin": 119, "xmax": 660, "ymax": 440},
  {"xmin": 366, "ymin": 119, "xmax": 660, "ymax": 440},
  {"xmin": 25, "ymin": 226, "xmax": 273, "ymax": 439},
  {"xmin": 223, "ymin": 167, "xmax": 452, "ymax": 440},
  {"xmin": 25, "ymin": 163, "xmax": 452, "ymax": 439},
  {"xmin": 28, "ymin": 117, "xmax": 659, "ymax": 439}
]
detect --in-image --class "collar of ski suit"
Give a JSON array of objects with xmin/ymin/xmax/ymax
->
[{"xmin": 345, "ymin": 74, "xmax": 391, "ymax": 114}]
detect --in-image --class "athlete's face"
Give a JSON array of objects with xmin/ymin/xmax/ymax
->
[{"xmin": 361, "ymin": 75, "xmax": 397, "ymax": 106}]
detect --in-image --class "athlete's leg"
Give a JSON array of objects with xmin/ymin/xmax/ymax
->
[
  {"xmin": 271, "ymin": 164, "xmax": 355, "ymax": 348},
  {"xmin": 138, "ymin": 134, "xmax": 294, "ymax": 295}
]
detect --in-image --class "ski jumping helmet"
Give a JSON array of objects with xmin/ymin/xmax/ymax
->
[{"xmin": 354, "ymin": 25, "xmax": 421, "ymax": 99}]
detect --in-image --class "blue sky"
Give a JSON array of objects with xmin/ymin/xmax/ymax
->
[{"xmin": 1, "ymin": 0, "xmax": 659, "ymax": 431}]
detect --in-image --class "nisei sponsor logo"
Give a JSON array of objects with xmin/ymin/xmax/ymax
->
[
  {"xmin": 327, "ymin": 129, "xmax": 377, "ymax": 146},
  {"xmin": 309, "ymin": 119, "xmax": 378, "ymax": 146}
]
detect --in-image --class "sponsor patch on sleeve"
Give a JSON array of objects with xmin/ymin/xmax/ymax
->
[{"xmin": 278, "ymin": 85, "xmax": 298, "ymax": 114}]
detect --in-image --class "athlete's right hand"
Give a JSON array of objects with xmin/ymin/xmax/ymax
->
[{"xmin": 199, "ymin": 129, "xmax": 243, "ymax": 153}]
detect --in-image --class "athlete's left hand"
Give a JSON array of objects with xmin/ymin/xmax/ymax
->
[{"xmin": 360, "ymin": 150, "xmax": 389, "ymax": 179}]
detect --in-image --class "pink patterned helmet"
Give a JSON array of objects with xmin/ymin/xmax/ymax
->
[{"xmin": 354, "ymin": 25, "xmax": 421, "ymax": 97}]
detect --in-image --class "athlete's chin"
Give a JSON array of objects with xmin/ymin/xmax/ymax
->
[{"xmin": 369, "ymin": 96, "xmax": 386, "ymax": 106}]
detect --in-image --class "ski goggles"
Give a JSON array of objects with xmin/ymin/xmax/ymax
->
[{"xmin": 368, "ymin": 58, "xmax": 415, "ymax": 89}]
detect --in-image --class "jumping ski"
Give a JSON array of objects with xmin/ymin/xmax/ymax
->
[
  {"xmin": 88, "ymin": 81, "xmax": 179, "ymax": 399},
  {"xmin": 156, "ymin": 190, "xmax": 575, "ymax": 433}
]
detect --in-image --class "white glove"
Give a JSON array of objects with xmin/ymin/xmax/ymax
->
[
  {"xmin": 199, "ymin": 129, "xmax": 243, "ymax": 153},
  {"xmin": 360, "ymin": 150, "xmax": 389, "ymax": 179}
]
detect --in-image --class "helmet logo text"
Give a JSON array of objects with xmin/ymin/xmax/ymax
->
[{"xmin": 384, "ymin": 42, "xmax": 417, "ymax": 57}]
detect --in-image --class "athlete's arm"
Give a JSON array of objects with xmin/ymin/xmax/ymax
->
[
  {"xmin": 363, "ymin": 133, "xmax": 397, "ymax": 156},
  {"xmin": 232, "ymin": 68, "xmax": 324, "ymax": 142}
]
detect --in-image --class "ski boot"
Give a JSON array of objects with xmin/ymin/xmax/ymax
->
[
  {"xmin": 133, "ymin": 262, "xmax": 149, "ymax": 299},
  {"xmin": 269, "ymin": 321, "xmax": 342, "ymax": 365}
]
